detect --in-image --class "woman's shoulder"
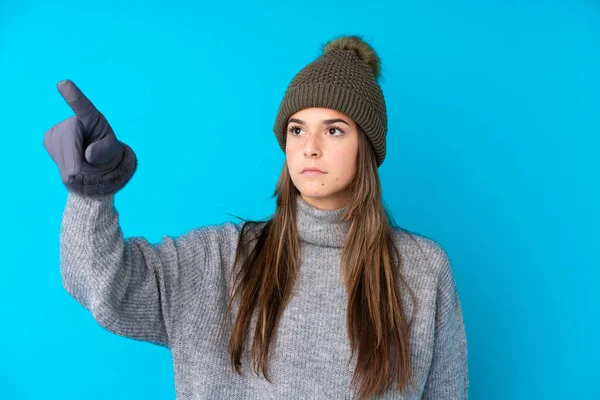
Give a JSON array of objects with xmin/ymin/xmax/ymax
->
[
  {"xmin": 390, "ymin": 227, "xmax": 453, "ymax": 282},
  {"xmin": 174, "ymin": 219, "xmax": 268, "ymax": 250}
]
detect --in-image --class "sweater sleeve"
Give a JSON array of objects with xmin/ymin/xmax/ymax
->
[
  {"xmin": 421, "ymin": 251, "xmax": 469, "ymax": 399},
  {"xmin": 58, "ymin": 191, "xmax": 230, "ymax": 349}
]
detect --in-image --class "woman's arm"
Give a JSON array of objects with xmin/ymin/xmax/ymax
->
[
  {"xmin": 422, "ymin": 253, "xmax": 469, "ymax": 399},
  {"xmin": 59, "ymin": 191, "xmax": 222, "ymax": 348}
]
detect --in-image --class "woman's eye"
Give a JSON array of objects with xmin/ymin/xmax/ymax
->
[
  {"xmin": 328, "ymin": 127, "xmax": 344, "ymax": 135},
  {"xmin": 288, "ymin": 126, "xmax": 302, "ymax": 135}
]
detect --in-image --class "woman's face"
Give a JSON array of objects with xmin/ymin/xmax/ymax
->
[{"xmin": 285, "ymin": 107, "xmax": 359, "ymax": 210}]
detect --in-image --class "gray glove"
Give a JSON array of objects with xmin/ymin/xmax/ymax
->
[{"xmin": 43, "ymin": 80, "xmax": 137, "ymax": 197}]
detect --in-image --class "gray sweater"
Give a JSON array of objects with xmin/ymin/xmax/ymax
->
[{"xmin": 59, "ymin": 192, "xmax": 469, "ymax": 399}]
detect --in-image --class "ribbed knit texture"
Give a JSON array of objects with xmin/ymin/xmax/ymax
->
[
  {"xmin": 273, "ymin": 48, "xmax": 388, "ymax": 166},
  {"xmin": 59, "ymin": 192, "xmax": 468, "ymax": 399}
]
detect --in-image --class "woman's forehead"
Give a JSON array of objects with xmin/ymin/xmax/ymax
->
[
  {"xmin": 289, "ymin": 108, "xmax": 354, "ymax": 126},
  {"xmin": 291, "ymin": 107, "xmax": 347, "ymax": 118}
]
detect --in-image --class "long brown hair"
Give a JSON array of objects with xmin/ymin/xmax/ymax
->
[{"xmin": 218, "ymin": 127, "xmax": 419, "ymax": 399}]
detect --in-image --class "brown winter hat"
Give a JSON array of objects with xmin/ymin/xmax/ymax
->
[{"xmin": 273, "ymin": 35, "xmax": 388, "ymax": 167}]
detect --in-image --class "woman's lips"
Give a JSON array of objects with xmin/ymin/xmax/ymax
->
[{"xmin": 302, "ymin": 170, "xmax": 325, "ymax": 176}]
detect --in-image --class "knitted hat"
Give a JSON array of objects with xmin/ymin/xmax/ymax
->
[{"xmin": 273, "ymin": 35, "xmax": 388, "ymax": 167}]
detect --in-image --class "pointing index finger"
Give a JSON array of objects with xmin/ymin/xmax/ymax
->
[{"xmin": 57, "ymin": 79, "xmax": 100, "ymax": 125}]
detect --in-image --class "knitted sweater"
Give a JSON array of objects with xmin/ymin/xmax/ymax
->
[{"xmin": 59, "ymin": 192, "xmax": 469, "ymax": 399}]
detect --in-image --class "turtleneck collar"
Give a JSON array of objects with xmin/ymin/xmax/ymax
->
[{"xmin": 295, "ymin": 195, "xmax": 349, "ymax": 248}]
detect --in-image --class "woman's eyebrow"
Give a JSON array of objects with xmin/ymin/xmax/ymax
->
[{"xmin": 287, "ymin": 118, "xmax": 350, "ymax": 127}]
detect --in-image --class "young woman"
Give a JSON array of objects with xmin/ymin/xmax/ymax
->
[{"xmin": 44, "ymin": 35, "xmax": 468, "ymax": 399}]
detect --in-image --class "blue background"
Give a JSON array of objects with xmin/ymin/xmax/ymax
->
[{"xmin": 1, "ymin": 0, "xmax": 598, "ymax": 398}]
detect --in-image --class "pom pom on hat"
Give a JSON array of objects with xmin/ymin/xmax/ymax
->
[{"xmin": 322, "ymin": 35, "xmax": 381, "ymax": 79}]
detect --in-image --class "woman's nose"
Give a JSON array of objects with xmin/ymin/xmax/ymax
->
[{"xmin": 303, "ymin": 133, "xmax": 321, "ymax": 157}]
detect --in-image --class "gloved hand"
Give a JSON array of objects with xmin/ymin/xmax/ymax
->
[{"xmin": 43, "ymin": 80, "xmax": 137, "ymax": 197}]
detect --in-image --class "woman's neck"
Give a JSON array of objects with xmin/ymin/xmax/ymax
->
[{"xmin": 295, "ymin": 195, "xmax": 348, "ymax": 248}]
